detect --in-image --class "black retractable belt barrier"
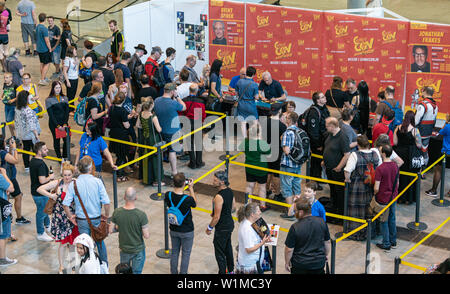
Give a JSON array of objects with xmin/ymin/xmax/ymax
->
[
  {"xmin": 407, "ymin": 172, "xmax": 427, "ymax": 231},
  {"xmin": 394, "ymin": 257, "xmax": 401, "ymax": 274},
  {"xmin": 66, "ymin": 127, "xmax": 71, "ymax": 163},
  {"xmin": 335, "ymin": 182, "xmax": 350, "ymax": 239},
  {"xmin": 330, "ymin": 239, "xmax": 336, "ymax": 274},
  {"xmin": 150, "ymin": 143, "xmax": 165, "ymax": 201},
  {"xmin": 113, "ymin": 170, "xmax": 118, "ymax": 209},
  {"xmin": 156, "ymin": 199, "xmax": 171, "ymax": 259},
  {"xmin": 364, "ymin": 219, "xmax": 372, "ymax": 274}
]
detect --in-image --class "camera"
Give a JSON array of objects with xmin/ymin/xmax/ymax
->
[
  {"xmin": 185, "ymin": 178, "xmax": 193, "ymax": 185},
  {"xmin": 6, "ymin": 136, "xmax": 21, "ymax": 148}
]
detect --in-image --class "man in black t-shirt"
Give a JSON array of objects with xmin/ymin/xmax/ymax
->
[
  {"xmin": 206, "ymin": 171, "xmax": 236, "ymax": 274},
  {"xmin": 136, "ymin": 74, "xmax": 157, "ymax": 106},
  {"xmin": 164, "ymin": 173, "xmax": 197, "ymax": 274},
  {"xmin": 258, "ymin": 71, "xmax": 286, "ymax": 103},
  {"xmin": 285, "ymin": 198, "xmax": 331, "ymax": 274},
  {"xmin": 322, "ymin": 117, "xmax": 350, "ymax": 219},
  {"xmin": 109, "ymin": 20, "xmax": 123, "ymax": 60},
  {"xmin": 97, "ymin": 56, "xmax": 115, "ymax": 88},
  {"xmin": 29, "ymin": 142, "xmax": 55, "ymax": 242}
]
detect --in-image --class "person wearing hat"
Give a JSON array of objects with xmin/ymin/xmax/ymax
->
[
  {"xmin": 263, "ymin": 102, "xmax": 287, "ymax": 201},
  {"xmin": 154, "ymin": 82, "xmax": 186, "ymax": 176},
  {"xmin": 303, "ymin": 92, "xmax": 330, "ymax": 190},
  {"xmin": 73, "ymin": 233, "xmax": 101, "ymax": 274},
  {"xmin": 129, "ymin": 44, "xmax": 147, "ymax": 99},
  {"xmin": 144, "ymin": 46, "xmax": 162, "ymax": 89},
  {"xmin": 206, "ymin": 170, "xmax": 236, "ymax": 274}
]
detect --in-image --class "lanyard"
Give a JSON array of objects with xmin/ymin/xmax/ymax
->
[{"xmin": 82, "ymin": 137, "xmax": 92, "ymax": 156}]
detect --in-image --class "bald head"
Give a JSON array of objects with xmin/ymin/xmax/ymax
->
[
  {"xmin": 325, "ymin": 117, "xmax": 339, "ymax": 134},
  {"xmin": 189, "ymin": 83, "xmax": 199, "ymax": 95},
  {"xmin": 124, "ymin": 187, "xmax": 137, "ymax": 202}
]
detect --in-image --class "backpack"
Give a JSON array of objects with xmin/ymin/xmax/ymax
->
[
  {"xmin": 74, "ymin": 96, "xmax": 93, "ymax": 126},
  {"xmin": 167, "ymin": 192, "xmax": 190, "ymax": 226},
  {"xmin": 287, "ymin": 128, "xmax": 310, "ymax": 165},
  {"xmin": 145, "ymin": 61, "xmax": 166, "ymax": 88},
  {"xmin": 298, "ymin": 105, "xmax": 320, "ymax": 131},
  {"xmin": 381, "ymin": 100, "xmax": 403, "ymax": 130},
  {"xmin": 417, "ymin": 98, "xmax": 437, "ymax": 124}
]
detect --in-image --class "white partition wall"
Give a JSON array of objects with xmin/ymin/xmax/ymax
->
[{"xmin": 123, "ymin": 0, "xmax": 208, "ymax": 73}]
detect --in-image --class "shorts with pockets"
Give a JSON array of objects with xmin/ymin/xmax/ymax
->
[
  {"xmin": 52, "ymin": 45, "xmax": 61, "ymax": 64},
  {"xmin": 10, "ymin": 178, "xmax": 22, "ymax": 198},
  {"xmin": 246, "ymin": 171, "xmax": 268, "ymax": 184},
  {"xmin": 39, "ymin": 51, "xmax": 52, "ymax": 65},
  {"xmin": 21, "ymin": 23, "xmax": 36, "ymax": 44}
]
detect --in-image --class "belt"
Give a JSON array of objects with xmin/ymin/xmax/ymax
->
[
  {"xmin": 76, "ymin": 216, "xmax": 101, "ymax": 220},
  {"xmin": 420, "ymin": 120, "xmax": 435, "ymax": 125}
]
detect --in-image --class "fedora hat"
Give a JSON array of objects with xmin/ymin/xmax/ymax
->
[{"xmin": 134, "ymin": 44, "xmax": 148, "ymax": 55}]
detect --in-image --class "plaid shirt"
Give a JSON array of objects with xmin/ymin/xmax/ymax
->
[{"xmin": 281, "ymin": 125, "xmax": 301, "ymax": 169}]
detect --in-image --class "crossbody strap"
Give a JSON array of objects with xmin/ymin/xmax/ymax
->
[
  {"xmin": 238, "ymin": 82, "xmax": 253, "ymax": 102},
  {"xmin": 329, "ymin": 88, "xmax": 342, "ymax": 112},
  {"xmin": 73, "ymin": 180, "xmax": 95, "ymax": 228},
  {"xmin": 388, "ymin": 171, "xmax": 400, "ymax": 203}
]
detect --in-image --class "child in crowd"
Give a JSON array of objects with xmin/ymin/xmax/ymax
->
[
  {"xmin": 288, "ymin": 181, "xmax": 326, "ymax": 222},
  {"xmin": 2, "ymin": 72, "xmax": 17, "ymax": 136}
]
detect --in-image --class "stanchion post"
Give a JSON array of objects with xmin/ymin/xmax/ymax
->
[
  {"xmin": 343, "ymin": 182, "xmax": 350, "ymax": 232},
  {"xmin": 306, "ymin": 159, "xmax": 311, "ymax": 181},
  {"xmin": 364, "ymin": 219, "xmax": 372, "ymax": 274},
  {"xmin": 271, "ymin": 246, "xmax": 276, "ymax": 274},
  {"xmin": 432, "ymin": 153, "xmax": 450, "ymax": 207},
  {"xmin": 113, "ymin": 170, "xmax": 118, "ymax": 209},
  {"xmin": 225, "ymin": 151, "xmax": 230, "ymax": 178},
  {"xmin": 65, "ymin": 126, "xmax": 71, "ymax": 162},
  {"xmin": 1, "ymin": 122, "xmax": 5, "ymax": 138},
  {"xmin": 407, "ymin": 173, "xmax": 427, "ymax": 231},
  {"xmin": 244, "ymin": 192, "xmax": 249, "ymax": 205},
  {"xmin": 150, "ymin": 145, "xmax": 164, "ymax": 201},
  {"xmin": 156, "ymin": 199, "xmax": 171, "ymax": 259},
  {"xmin": 394, "ymin": 257, "xmax": 401, "ymax": 274},
  {"xmin": 330, "ymin": 239, "xmax": 336, "ymax": 274}
]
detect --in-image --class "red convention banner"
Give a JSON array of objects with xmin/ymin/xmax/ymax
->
[
  {"xmin": 245, "ymin": 5, "xmax": 323, "ymax": 97},
  {"xmin": 321, "ymin": 12, "xmax": 409, "ymax": 99},
  {"xmin": 406, "ymin": 22, "xmax": 450, "ymax": 117},
  {"xmin": 209, "ymin": 0, "xmax": 245, "ymax": 80}
]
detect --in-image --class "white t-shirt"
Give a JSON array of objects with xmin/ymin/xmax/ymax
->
[
  {"xmin": 64, "ymin": 57, "xmax": 79, "ymax": 80},
  {"xmin": 371, "ymin": 147, "xmax": 399, "ymax": 165},
  {"xmin": 176, "ymin": 82, "xmax": 193, "ymax": 99},
  {"xmin": 237, "ymin": 219, "xmax": 264, "ymax": 269},
  {"xmin": 344, "ymin": 149, "xmax": 382, "ymax": 174}
]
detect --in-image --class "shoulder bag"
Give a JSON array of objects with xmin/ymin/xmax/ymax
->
[
  {"xmin": 329, "ymin": 88, "xmax": 343, "ymax": 115},
  {"xmin": 44, "ymin": 179, "xmax": 63, "ymax": 215},
  {"xmin": 73, "ymin": 180, "xmax": 109, "ymax": 242},
  {"xmin": 369, "ymin": 170, "xmax": 399, "ymax": 222},
  {"xmin": 232, "ymin": 82, "xmax": 252, "ymax": 117}
]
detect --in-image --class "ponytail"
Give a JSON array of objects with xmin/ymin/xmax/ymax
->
[{"xmin": 237, "ymin": 202, "xmax": 259, "ymax": 223}]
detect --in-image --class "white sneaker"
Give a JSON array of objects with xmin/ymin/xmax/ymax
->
[
  {"xmin": 0, "ymin": 257, "xmax": 18, "ymax": 266},
  {"xmin": 24, "ymin": 167, "xmax": 30, "ymax": 173},
  {"xmin": 39, "ymin": 80, "xmax": 49, "ymax": 86},
  {"xmin": 37, "ymin": 232, "xmax": 54, "ymax": 242}
]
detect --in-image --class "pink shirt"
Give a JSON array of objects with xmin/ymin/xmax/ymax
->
[{"xmin": 0, "ymin": 10, "xmax": 9, "ymax": 35}]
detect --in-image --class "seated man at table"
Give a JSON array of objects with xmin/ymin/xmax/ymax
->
[
  {"xmin": 258, "ymin": 71, "xmax": 286, "ymax": 103},
  {"xmin": 228, "ymin": 67, "xmax": 246, "ymax": 92}
]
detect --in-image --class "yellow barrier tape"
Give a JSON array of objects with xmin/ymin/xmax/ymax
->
[
  {"xmin": 336, "ymin": 223, "xmax": 368, "ymax": 243},
  {"xmin": 325, "ymin": 212, "xmax": 368, "ymax": 224},
  {"xmin": 400, "ymin": 216, "xmax": 450, "ymax": 260},
  {"xmin": 161, "ymin": 114, "xmax": 226, "ymax": 150},
  {"xmin": 421, "ymin": 154, "xmax": 445, "ymax": 176},
  {"xmin": 248, "ymin": 194, "xmax": 292, "ymax": 208},
  {"xmin": 17, "ymin": 149, "xmax": 63, "ymax": 162},
  {"xmin": 70, "ymin": 129, "xmax": 157, "ymax": 150},
  {"xmin": 229, "ymin": 160, "xmax": 346, "ymax": 186},
  {"xmin": 399, "ymin": 171, "xmax": 418, "ymax": 177},
  {"xmin": 205, "ymin": 110, "xmax": 226, "ymax": 116},
  {"xmin": 117, "ymin": 149, "xmax": 157, "ymax": 170},
  {"xmin": 400, "ymin": 260, "xmax": 427, "ymax": 272},
  {"xmin": 371, "ymin": 176, "xmax": 418, "ymax": 223},
  {"xmin": 310, "ymin": 153, "xmax": 323, "ymax": 159}
]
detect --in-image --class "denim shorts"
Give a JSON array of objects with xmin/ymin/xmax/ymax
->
[
  {"xmin": 280, "ymin": 165, "xmax": 302, "ymax": 198},
  {"xmin": 52, "ymin": 46, "xmax": 61, "ymax": 64},
  {"xmin": 4, "ymin": 104, "xmax": 15, "ymax": 122},
  {"xmin": 0, "ymin": 216, "xmax": 11, "ymax": 239},
  {"xmin": 162, "ymin": 132, "xmax": 182, "ymax": 153}
]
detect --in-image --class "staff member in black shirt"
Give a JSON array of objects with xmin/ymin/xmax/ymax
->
[
  {"xmin": 285, "ymin": 197, "xmax": 331, "ymax": 274},
  {"xmin": 325, "ymin": 76, "xmax": 350, "ymax": 119},
  {"xmin": 206, "ymin": 171, "xmax": 236, "ymax": 274}
]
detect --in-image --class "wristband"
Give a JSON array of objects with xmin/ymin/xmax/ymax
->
[{"xmin": 207, "ymin": 225, "xmax": 214, "ymax": 231}]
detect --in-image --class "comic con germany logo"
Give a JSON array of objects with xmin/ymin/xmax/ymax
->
[{"xmin": 274, "ymin": 42, "xmax": 293, "ymax": 59}]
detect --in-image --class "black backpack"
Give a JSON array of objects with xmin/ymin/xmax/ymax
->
[
  {"xmin": 298, "ymin": 105, "xmax": 320, "ymax": 131},
  {"xmin": 287, "ymin": 128, "xmax": 310, "ymax": 165},
  {"xmin": 146, "ymin": 61, "xmax": 166, "ymax": 88}
]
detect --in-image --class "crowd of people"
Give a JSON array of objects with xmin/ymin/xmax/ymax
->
[{"xmin": 1, "ymin": 0, "xmax": 449, "ymax": 274}]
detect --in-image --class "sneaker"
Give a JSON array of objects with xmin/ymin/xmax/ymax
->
[
  {"xmin": 0, "ymin": 257, "xmax": 18, "ymax": 266},
  {"xmin": 25, "ymin": 49, "xmax": 31, "ymax": 56},
  {"xmin": 391, "ymin": 242, "xmax": 397, "ymax": 249},
  {"xmin": 37, "ymin": 232, "xmax": 54, "ymax": 242},
  {"xmin": 24, "ymin": 167, "xmax": 30, "ymax": 173},
  {"xmin": 280, "ymin": 213, "xmax": 295, "ymax": 220},
  {"xmin": 425, "ymin": 189, "xmax": 438, "ymax": 197},
  {"xmin": 274, "ymin": 194, "xmax": 285, "ymax": 202},
  {"xmin": 266, "ymin": 190, "xmax": 273, "ymax": 197},
  {"xmin": 376, "ymin": 243, "xmax": 391, "ymax": 252},
  {"xmin": 38, "ymin": 80, "xmax": 49, "ymax": 86},
  {"xmin": 16, "ymin": 217, "xmax": 31, "ymax": 225},
  {"xmin": 33, "ymin": 51, "xmax": 39, "ymax": 56},
  {"xmin": 197, "ymin": 162, "xmax": 205, "ymax": 168}
]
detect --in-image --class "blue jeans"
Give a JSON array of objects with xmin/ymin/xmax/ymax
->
[
  {"xmin": 77, "ymin": 218, "xmax": 108, "ymax": 265},
  {"xmin": 120, "ymin": 249, "xmax": 146, "ymax": 274},
  {"xmin": 280, "ymin": 165, "xmax": 302, "ymax": 198},
  {"xmin": 32, "ymin": 196, "xmax": 50, "ymax": 235},
  {"xmin": 170, "ymin": 230, "xmax": 194, "ymax": 274},
  {"xmin": 381, "ymin": 203, "xmax": 397, "ymax": 247}
]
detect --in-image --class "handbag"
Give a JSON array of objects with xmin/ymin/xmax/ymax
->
[
  {"xmin": 73, "ymin": 180, "xmax": 109, "ymax": 243},
  {"xmin": 369, "ymin": 171, "xmax": 399, "ymax": 222},
  {"xmin": 44, "ymin": 179, "xmax": 63, "ymax": 215},
  {"xmin": 55, "ymin": 126, "xmax": 71, "ymax": 139},
  {"xmin": 0, "ymin": 197, "xmax": 12, "ymax": 222},
  {"xmin": 329, "ymin": 88, "xmax": 343, "ymax": 114},
  {"xmin": 102, "ymin": 105, "xmax": 114, "ymax": 133},
  {"xmin": 252, "ymin": 217, "xmax": 273, "ymax": 273},
  {"xmin": 409, "ymin": 134, "xmax": 424, "ymax": 169}
]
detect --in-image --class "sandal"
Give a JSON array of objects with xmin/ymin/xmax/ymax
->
[{"xmin": 119, "ymin": 176, "xmax": 129, "ymax": 182}]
